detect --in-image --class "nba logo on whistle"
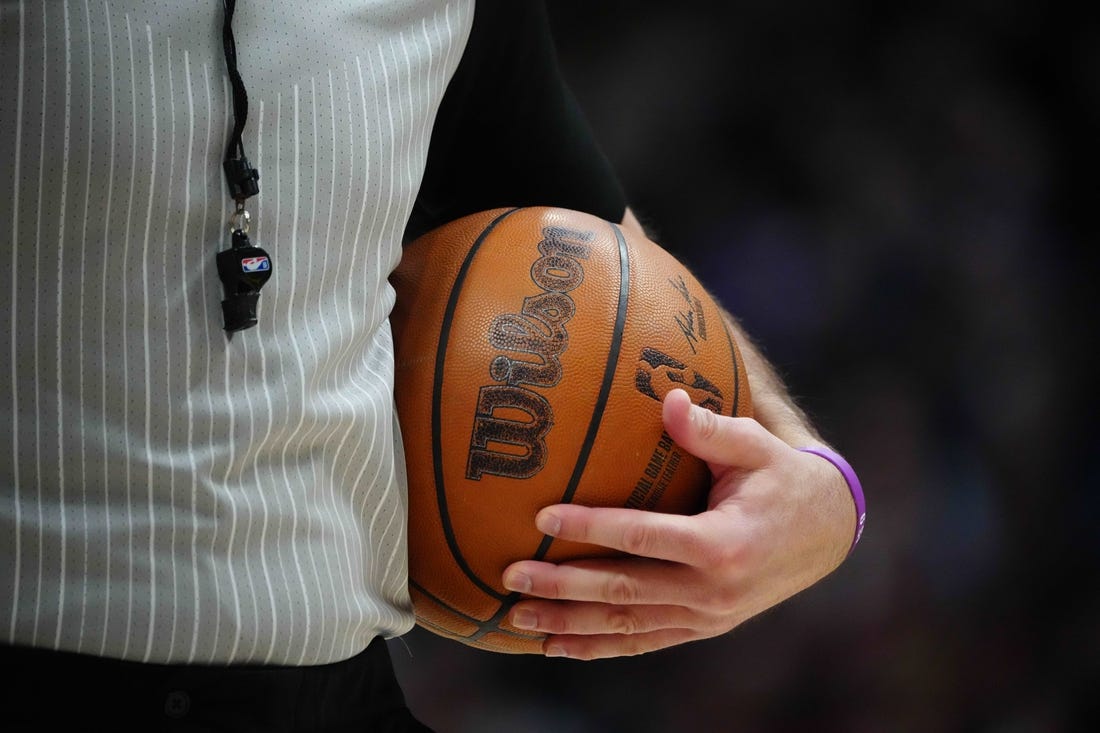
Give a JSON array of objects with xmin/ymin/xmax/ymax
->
[{"xmin": 241, "ymin": 256, "xmax": 270, "ymax": 273}]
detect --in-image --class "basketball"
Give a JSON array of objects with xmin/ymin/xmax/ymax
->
[{"xmin": 389, "ymin": 207, "xmax": 752, "ymax": 653}]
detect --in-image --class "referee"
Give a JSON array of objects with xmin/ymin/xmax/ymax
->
[{"xmin": 0, "ymin": 1, "xmax": 862, "ymax": 730}]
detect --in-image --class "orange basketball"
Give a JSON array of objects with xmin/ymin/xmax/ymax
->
[{"xmin": 389, "ymin": 207, "xmax": 752, "ymax": 653}]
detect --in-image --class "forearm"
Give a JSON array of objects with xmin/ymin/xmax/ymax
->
[{"xmin": 720, "ymin": 309, "xmax": 826, "ymax": 449}]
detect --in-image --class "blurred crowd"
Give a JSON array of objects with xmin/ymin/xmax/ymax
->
[{"xmin": 392, "ymin": 2, "xmax": 1098, "ymax": 730}]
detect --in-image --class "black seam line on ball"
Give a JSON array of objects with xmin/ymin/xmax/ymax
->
[
  {"xmin": 409, "ymin": 579, "xmax": 493, "ymax": 626},
  {"xmin": 720, "ymin": 309, "xmax": 741, "ymax": 417},
  {"xmin": 433, "ymin": 207, "xmax": 522, "ymax": 603},
  {"xmin": 412, "ymin": 595, "xmax": 540, "ymax": 642},
  {"xmin": 466, "ymin": 591, "xmax": 533, "ymax": 643}
]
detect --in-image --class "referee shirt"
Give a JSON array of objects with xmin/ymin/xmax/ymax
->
[
  {"xmin": 0, "ymin": 0, "xmax": 626, "ymax": 668},
  {"xmin": 0, "ymin": 0, "xmax": 475, "ymax": 666}
]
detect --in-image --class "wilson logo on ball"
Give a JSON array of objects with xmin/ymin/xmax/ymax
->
[{"xmin": 465, "ymin": 226, "xmax": 593, "ymax": 481}]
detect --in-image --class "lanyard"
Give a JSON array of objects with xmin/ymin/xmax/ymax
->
[{"xmin": 217, "ymin": 0, "xmax": 272, "ymax": 334}]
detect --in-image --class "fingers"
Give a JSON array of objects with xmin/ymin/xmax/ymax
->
[
  {"xmin": 508, "ymin": 596, "xmax": 717, "ymax": 660},
  {"xmin": 541, "ymin": 628, "xmax": 705, "ymax": 661},
  {"xmin": 509, "ymin": 600, "xmax": 701, "ymax": 638},
  {"xmin": 501, "ymin": 557, "xmax": 742, "ymax": 659},
  {"xmin": 501, "ymin": 556, "xmax": 726, "ymax": 607},
  {"xmin": 530, "ymin": 504, "xmax": 721, "ymax": 566},
  {"xmin": 661, "ymin": 388, "xmax": 774, "ymax": 468}
]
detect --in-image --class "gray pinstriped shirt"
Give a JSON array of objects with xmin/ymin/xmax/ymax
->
[{"xmin": 0, "ymin": 0, "xmax": 473, "ymax": 665}]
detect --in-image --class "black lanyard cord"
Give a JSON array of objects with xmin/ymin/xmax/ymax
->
[
  {"xmin": 221, "ymin": 0, "xmax": 259, "ymax": 201},
  {"xmin": 217, "ymin": 0, "xmax": 270, "ymax": 334}
]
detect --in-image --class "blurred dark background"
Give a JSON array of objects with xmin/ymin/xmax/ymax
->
[{"xmin": 392, "ymin": 2, "xmax": 1099, "ymax": 730}]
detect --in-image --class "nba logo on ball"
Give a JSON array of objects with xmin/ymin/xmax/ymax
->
[{"xmin": 241, "ymin": 256, "xmax": 270, "ymax": 273}]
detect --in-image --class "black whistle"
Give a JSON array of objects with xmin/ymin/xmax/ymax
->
[{"xmin": 217, "ymin": 229, "xmax": 272, "ymax": 332}]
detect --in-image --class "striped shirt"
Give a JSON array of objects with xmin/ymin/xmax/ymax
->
[{"xmin": 0, "ymin": 0, "xmax": 474, "ymax": 665}]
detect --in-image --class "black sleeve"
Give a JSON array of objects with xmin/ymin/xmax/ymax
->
[{"xmin": 404, "ymin": 0, "xmax": 627, "ymax": 242}]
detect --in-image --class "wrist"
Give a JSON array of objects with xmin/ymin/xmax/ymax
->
[
  {"xmin": 751, "ymin": 393, "xmax": 818, "ymax": 446},
  {"xmin": 797, "ymin": 446, "xmax": 866, "ymax": 556}
]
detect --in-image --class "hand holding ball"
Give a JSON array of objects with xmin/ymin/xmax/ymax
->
[{"xmin": 390, "ymin": 207, "xmax": 751, "ymax": 653}]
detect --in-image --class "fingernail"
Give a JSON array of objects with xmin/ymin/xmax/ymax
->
[
  {"xmin": 504, "ymin": 571, "xmax": 532, "ymax": 594},
  {"xmin": 536, "ymin": 511, "xmax": 561, "ymax": 536},
  {"xmin": 545, "ymin": 645, "xmax": 568, "ymax": 658},
  {"xmin": 511, "ymin": 609, "xmax": 537, "ymax": 630}
]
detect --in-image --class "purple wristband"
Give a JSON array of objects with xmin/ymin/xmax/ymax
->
[{"xmin": 798, "ymin": 447, "xmax": 866, "ymax": 554}]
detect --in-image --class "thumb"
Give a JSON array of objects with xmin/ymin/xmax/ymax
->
[{"xmin": 662, "ymin": 388, "xmax": 773, "ymax": 470}]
